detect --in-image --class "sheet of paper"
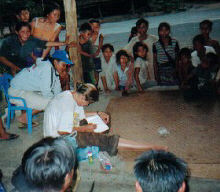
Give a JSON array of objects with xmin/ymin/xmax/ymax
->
[{"xmin": 86, "ymin": 115, "xmax": 109, "ymax": 133}]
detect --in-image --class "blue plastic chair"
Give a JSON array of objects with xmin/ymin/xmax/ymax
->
[{"xmin": 0, "ymin": 73, "xmax": 33, "ymax": 134}]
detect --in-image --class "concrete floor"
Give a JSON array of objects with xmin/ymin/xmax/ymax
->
[{"xmin": 0, "ymin": 90, "xmax": 220, "ymax": 192}]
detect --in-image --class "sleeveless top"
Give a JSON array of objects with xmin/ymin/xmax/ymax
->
[{"xmin": 32, "ymin": 17, "xmax": 61, "ymax": 41}]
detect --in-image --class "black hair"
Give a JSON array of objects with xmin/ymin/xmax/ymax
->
[
  {"xmin": 136, "ymin": 18, "xmax": 149, "ymax": 28},
  {"xmin": 15, "ymin": 6, "xmax": 29, "ymax": 15},
  {"xmin": 44, "ymin": 2, "xmax": 61, "ymax": 17},
  {"xmin": 116, "ymin": 50, "xmax": 130, "ymax": 65},
  {"xmin": 193, "ymin": 34, "xmax": 205, "ymax": 46},
  {"xmin": 178, "ymin": 48, "xmax": 191, "ymax": 59},
  {"xmin": 15, "ymin": 22, "xmax": 31, "ymax": 32},
  {"xmin": 89, "ymin": 19, "xmax": 100, "ymax": 25},
  {"xmin": 133, "ymin": 42, "xmax": 148, "ymax": 60},
  {"xmin": 134, "ymin": 150, "xmax": 188, "ymax": 192},
  {"xmin": 206, "ymin": 52, "xmax": 219, "ymax": 68},
  {"xmin": 158, "ymin": 22, "xmax": 171, "ymax": 34},
  {"xmin": 128, "ymin": 26, "xmax": 137, "ymax": 42},
  {"xmin": 200, "ymin": 20, "xmax": 213, "ymax": 31},
  {"xmin": 102, "ymin": 43, "xmax": 114, "ymax": 53},
  {"xmin": 76, "ymin": 82, "xmax": 99, "ymax": 103},
  {"xmin": 79, "ymin": 22, "xmax": 92, "ymax": 32},
  {"xmin": 22, "ymin": 137, "xmax": 75, "ymax": 191}
]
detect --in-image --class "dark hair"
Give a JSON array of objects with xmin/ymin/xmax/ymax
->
[
  {"xmin": 178, "ymin": 48, "xmax": 191, "ymax": 59},
  {"xmin": 15, "ymin": 6, "xmax": 29, "ymax": 15},
  {"xmin": 102, "ymin": 43, "xmax": 114, "ymax": 53},
  {"xmin": 76, "ymin": 82, "xmax": 99, "ymax": 103},
  {"xmin": 158, "ymin": 22, "xmax": 171, "ymax": 35},
  {"xmin": 134, "ymin": 150, "xmax": 188, "ymax": 192},
  {"xmin": 193, "ymin": 34, "xmax": 205, "ymax": 46},
  {"xmin": 206, "ymin": 52, "xmax": 219, "ymax": 68},
  {"xmin": 89, "ymin": 19, "xmax": 100, "ymax": 25},
  {"xmin": 44, "ymin": 2, "xmax": 60, "ymax": 17},
  {"xmin": 200, "ymin": 20, "xmax": 213, "ymax": 31},
  {"xmin": 136, "ymin": 18, "xmax": 149, "ymax": 28},
  {"xmin": 22, "ymin": 137, "xmax": 75, "ymax": 191},
  {"xmin": 116, "ymin": 50, "xmax": 130, "ymax": 65},
  {"xmin": 15, "ymin": 22, "xmax": 31, "ymax": 32},
  {"xmin": 79, "ymin": 22, "xmax": 92, "ymax": 32},
  {"xmin": 133, "ymin": 42, "xmax": 148, "ymax": 60},
  {"xmin": 128, "ymin": 26, "xmax": 137, "ymax": 42}
]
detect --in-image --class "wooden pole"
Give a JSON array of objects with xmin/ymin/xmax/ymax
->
[{"xmin": 63, "ymin": 0, "xmax": 83, "ymax": 87}]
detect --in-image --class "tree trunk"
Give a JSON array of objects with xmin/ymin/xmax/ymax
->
[{"xmin": 63, "ymin": 0, "xmax": 83, "ymax": 87}]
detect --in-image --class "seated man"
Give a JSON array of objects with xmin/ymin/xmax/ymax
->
[
  {"xmin": 11, "ymin": 137, "xmax": 76, "ymax": 192},
  {"xmin": 134, "ymin": 150, "xmax": 188, "ymax": 192},
  {"xmin": 8, "ymin": 50, "xmax": 73, "ymax": 127}
]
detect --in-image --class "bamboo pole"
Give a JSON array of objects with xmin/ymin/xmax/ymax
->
[{"xmin": 63, "ymin": 0, "xmax": 83, "ymax": 87}]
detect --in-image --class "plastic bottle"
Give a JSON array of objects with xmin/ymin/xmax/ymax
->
[
  {"xmin": 88, "ymin": 151, "xmax": 93, "ymax": 164},
  {"xmin": 98, "ymin": 152, "xmax": 112, "ymax": 171}
]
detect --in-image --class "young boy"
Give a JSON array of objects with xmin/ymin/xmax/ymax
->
[
  {"xmin": 16, "ymin": 6, "xmax": 30, "ymax": 22},
  {"xmin": 191, "ymin": 34, "xmax": 216, "ymax": 68},
  {"xmin": 89, "ymin": 19, "xmax": 104, "ymax": 87},
  {"xmin": 199, "ymin": 20, "xmax": 220, "ymax": 56},
  {"xmin": 77, "ymin": 22, "xmax": 103, "ymax": 84}
]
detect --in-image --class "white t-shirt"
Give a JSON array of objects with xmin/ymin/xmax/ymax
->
[
  {"xmin": 43, "ymin": 91, "xmax": 85, "ymax": 138},
  {"xmin": 124, "ymin": 34, "xmax": 158, "ymax": 80},
  {"xmin": 99, "ymin": 54, "xmax": 117, "ymax": 90},
  {"xmin": 134, "ymin": 57, "xmax": 148, "ymax": 85},
  {"xmin": 191, "ymin": 46, "xmax": 216, "ymax": 67}
]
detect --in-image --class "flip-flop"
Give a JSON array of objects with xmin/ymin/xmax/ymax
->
[
  {"xmin": 18, "ymin": 121, "xmax": 39, "ymax": 129},
  {"xmin": 0, "ymin": 133, "xmax": 19, "ymax": 141}
]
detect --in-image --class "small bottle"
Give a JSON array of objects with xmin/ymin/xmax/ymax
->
[
  {"xmin": 98, "ymin": 152, "xmax": 112, "ymax": 171},
  {"xmin": 88, "ymin": 151, "xmax": 93, "ymax": 164}
]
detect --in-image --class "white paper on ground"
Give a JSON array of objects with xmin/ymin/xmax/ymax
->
[{"xmin": 86, "ymin": 115, "xmax": 109, "ymax": 133}]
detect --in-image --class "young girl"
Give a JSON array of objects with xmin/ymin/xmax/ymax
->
[
  {"xmin": 133, "ymin": 42, "xmax": 151, "ymax": 92},
  {"xmin": 114, "ymin": 50, "xmax": 133, "ymax": 96},
  {"xmin": 153, "ymin": 22, "xmax": 180, "ymax": 85},
  {"xmin": 99, "ymin": 44, "xmax": 116, "ymax": 93},
  {"xmin": 31, "ymin": 2, "xmax": 62, "ymax": 59}
]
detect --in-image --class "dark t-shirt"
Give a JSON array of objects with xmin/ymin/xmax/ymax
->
[{"xmin": 0, "ymin": 34, "xmax": 46, "ymax": 73}]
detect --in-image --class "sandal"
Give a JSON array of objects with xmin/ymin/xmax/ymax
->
[
  {"xmin": 0, "ymin": 133, "xmax": 19, "ymax": 141},
  {"xmin": 18, "ymin": 121, "xmax": 39, "ymax": 129}
]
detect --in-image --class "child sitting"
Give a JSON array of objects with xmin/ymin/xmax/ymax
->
[
  {"xmin": 133, "ymin": 42, "xmax": 150, "ymax": 92},
  {"xmin": 114, "ymin": 50, "xmax": 133, "ymax": 96},
  {"xmin": 99, "ymin": 44, "xmax": 117, "ymax": 93},
  {"xmin": 177, "ymin": 48, "xmax": 195, "ymax": 89},
  {"xmin": 153, "ymin": 22, "xmax": 180, "ymax": 86}
]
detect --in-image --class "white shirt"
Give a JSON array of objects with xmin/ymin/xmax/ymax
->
[
  {"xmin": 10, "ymin": 58, "xmax": 61, "ymax": 99},
  {"xmin": 191, "ymin": 46, "xmax": 216, "ymax": 67},
  {"xmin": 134, "ymin": 57, "xmax": 148, "ymax": 84},
  {"xmin": 124, "ymin": 34, "xmax": 158, "ymax": 80},
  {"xmin": 99, "ymin": 54, "xmax": 117, "ymax": 89},
  {"xmin": 43, "ymin": 91, "xmax": 85, "ymax": 138}
]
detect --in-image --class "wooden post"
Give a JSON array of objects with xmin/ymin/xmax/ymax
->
[{"xmin": 63, "ymin": 0, "xmax": 83, "ymax": 87}]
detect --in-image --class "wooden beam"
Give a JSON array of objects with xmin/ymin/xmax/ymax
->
[{"xmin": 63, "ymin": 0, "xmax": 83, "ymax": 86}]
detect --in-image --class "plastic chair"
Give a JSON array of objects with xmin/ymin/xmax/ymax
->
[{"xmin": 0, "ymin": 73, "xmax": 32, "ymax": 134}]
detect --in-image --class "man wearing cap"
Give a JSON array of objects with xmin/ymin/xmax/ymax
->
[{"xmin": 8, "ymin": 50, "xmax": 73, "ymax": 127}]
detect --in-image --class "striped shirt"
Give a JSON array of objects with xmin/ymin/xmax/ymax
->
[{"xmin": 153, "ymin": 38, "xmax": 179, "ymax": 65}]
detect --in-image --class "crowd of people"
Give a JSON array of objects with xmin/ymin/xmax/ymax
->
[{"xmin": 0, "ymin": 2, "xmax": 219, "ymax": 191}]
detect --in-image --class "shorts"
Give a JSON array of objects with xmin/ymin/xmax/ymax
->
[
  {"xmin": 93, "ymin": 58, "xmax": 102, "ymax": 72},
  {"xmin": 76, "ymin": 132, "xmax": 120, "ymax": 156},
  {"xmin": 8, "ymin": 88, "xmax": 50, "ymax": 110}
]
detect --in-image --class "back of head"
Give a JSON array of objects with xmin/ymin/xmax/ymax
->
[
  {"xmin": 134, "ymin": 150, "xmax": 188, "ymax": 192},
  {"xmin": 76, "ymin": 82, "xmax": 99, "ymax": 104},
  {"xmin": 22, "ymin": 137, "xmax": 75, "ymax": 191},
  {"xmin": 79, "ymin": 22, "xmax": 92, "ymax": 33}
]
